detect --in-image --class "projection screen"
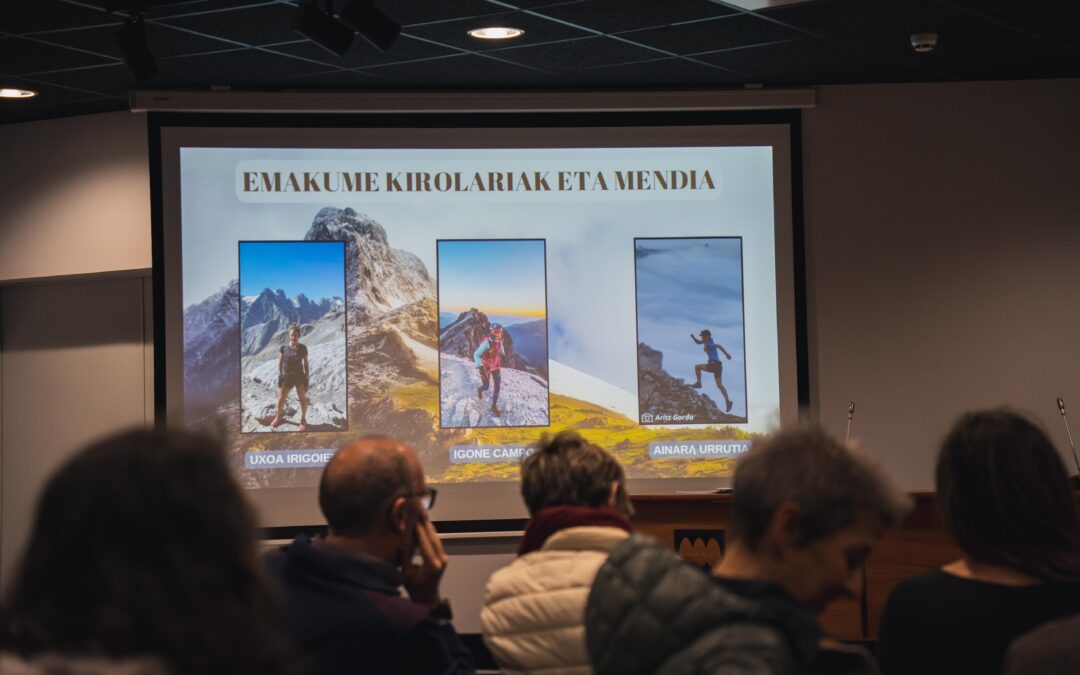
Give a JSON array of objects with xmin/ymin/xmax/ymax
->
[{"xmin": 153, "ymin": 112, "xmax": 804, "ymax": 526}]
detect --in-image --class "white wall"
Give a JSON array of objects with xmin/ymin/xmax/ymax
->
[
  {"xmin": 0, "ymin": 276, "xmax": 151, "ymax": 587},
  {"xmin": 803, "ymin": 78, "xmax": 1080, "ymax": 488},
  {"xmin": 0, "ymin": 111, "xmax": 151, "ymax": 281}
]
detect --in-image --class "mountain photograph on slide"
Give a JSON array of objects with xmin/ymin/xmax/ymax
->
[
  {"xmin": 635, "ymin": 237, "xmax": 748, "ymax": 426},
  {"xmin": 437, "ymin": 239, "xmax": 550, "ymax": 429},
  {"xmin": 238, "ymin": 241, "xmax": 347, "ymax": 433}
]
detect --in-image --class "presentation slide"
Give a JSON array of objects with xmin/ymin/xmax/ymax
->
[{"xmin": 160, "ymin": 121, "xmax": 798, "ymax": 517}]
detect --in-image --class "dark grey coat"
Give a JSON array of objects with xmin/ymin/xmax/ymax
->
[{"xmin": 585, "ymin": 534, "xmax": 875, "ymax": 675}]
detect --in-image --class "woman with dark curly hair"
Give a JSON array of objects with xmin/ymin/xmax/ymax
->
[
  {"xmin": 878, "ymin": 409, "xmax": 1080, "ymax": 675},
  {"xmin": 0, "ymin": 428, "xmax": 301, "ymax": 675}
]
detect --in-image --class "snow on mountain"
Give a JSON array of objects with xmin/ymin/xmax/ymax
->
[
  {"xmin": 440, "ymin": 354, "xmax": 548, "ymax": 428},
  {"xmin": 240, "ymin": 287, "xmax": 340, "ymax": 356},
  {"xmin": 183, "ymin": 279, "xmax": 239, "ymax": 415},
  {"xmin": 548, "ymin": 359, "xmax": 638, "ymax": 421}
]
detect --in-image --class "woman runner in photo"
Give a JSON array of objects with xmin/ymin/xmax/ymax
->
[
  {"xmin": 271, "ymin": 324, "xmax": 309, "ymax": 432},
  {"xmin": 690, "ymin": 328, "xmax": 733, "ymax": 412}
]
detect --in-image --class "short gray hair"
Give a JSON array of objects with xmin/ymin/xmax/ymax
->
[{"xmin": 730, "ymin": 426, "xmax": 910, "ymax": 548}]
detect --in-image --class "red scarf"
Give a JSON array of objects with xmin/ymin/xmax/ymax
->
[{"xmin": 518, "ymin": 505, "xmax": 633, "ymax": 555}]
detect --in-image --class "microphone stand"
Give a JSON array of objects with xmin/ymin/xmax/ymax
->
[
  {"xmin": 845, "ymin": 401, "xmax": 855, "ymax": 444},
  {"xmin": 1056, "ymin": 398, "xmax": 1080, "ymax": 490}
]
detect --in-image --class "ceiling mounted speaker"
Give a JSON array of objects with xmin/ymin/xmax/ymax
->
[
  {"xmin": 339, "ymin": 0, "xmax": 401, "ymax": 52},
  {"xmin": 114, "ymin": 15, "xmax": 158, "ymax": 83},
  {"xmin": 292, "ymin": 2, "xmax": 355, "ymax": 57}
]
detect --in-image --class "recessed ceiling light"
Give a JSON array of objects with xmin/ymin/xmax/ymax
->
[
  {"xmin": 0, "ymin": 88, "xmax": 38, "ymax": 99},
  {"xmin": 468, "ymin": 27, "xmax": 524, "ymax": 40}
]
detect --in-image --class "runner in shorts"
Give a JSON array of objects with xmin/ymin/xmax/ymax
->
[
  {"xmin": 690, "ymin": 329, "xmax": 733, "ymax": 413},
  {"xmin": 271, "ymin": 323, "xmax": 310, "ymax": 431}
]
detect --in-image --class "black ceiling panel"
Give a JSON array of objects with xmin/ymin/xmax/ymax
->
[
  {"xmin": 274, "ymin": 67, "xmax": 381, "ymax": 88},
  {"xmin": 37, "ymin": 21, "xmax": 236, "ymax": 60},
  {"xmin": 2, "ymin": 0, "xmax": 1079, "ymax": 124},
  {"xmin": 0, "ymin": 36, "xmax": 116, "ymax": 75},
  {"xmin": 0, "ymin": 0, "xmax": 116, "ymax": 35},
  {"xmin": 534, "ymin": 0, "xmax": 738, "ymax": 34},
  {"xmin": 73, "ymin": 0, "xmax": 276, "ymax": 18},
  {"xmin": 31, "ymin": 63, "xmax": 137, "ymax": 96},
  {"xmin": 152, "ymin": 48, "xmax": 336, "ymax": 86},
  {"xmin": 357, "ymin": 52, "xmax": 559, "ymax": 86},
  {"xmin": 762, "ymin": 0, "xmax": 962, "ymax": 38},
  {"xmin": 161, "ymin": 3, "xmax": 300, "ymax": 47},
  {"xmin": 267, "ymin": 34, "xmax": 460, "ymax": 69},
  {"xmin": 694, "ymin": 39, "xmax": 936, "ymax": 85},
  {"xmin": 490, "ymin": 35, "xmax": 671, "ymax": 72},
  {"xmin": 578, "ymin": 56, "xmax": 745, "ymax": 86},
  {"xmin": 622, "ymin": 14, "xmax": 804, "ymax": 55},
  {"xmin": 374, "ymin": 0, "xmax": 511, "ymax": 26},
  {"xmin": 985, "ymin": 1, "xmax": 1080, "ymax": 48}
]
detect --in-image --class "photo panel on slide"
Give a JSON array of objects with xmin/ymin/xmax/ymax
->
[
  {"xmin": 635, "ymin": 237, "xmax": 748, "ymax": 425},
  {"xmin": 437, "ymin": 239, "xmax": 550, "ymax": 429},
  {"xmin": 238, "ymin": 240, "xmax": 348, "ymax": 433}
]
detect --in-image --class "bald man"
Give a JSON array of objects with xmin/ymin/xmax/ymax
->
[{"xmin": 265, "ymin": 437, "xmax": 474, "ymax": 675}]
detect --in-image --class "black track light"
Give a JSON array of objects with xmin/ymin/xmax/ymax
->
[
  {"xmin": 114, "ymin": 15, "xmax": 158, "ymax": 83},
  {"xmin": 292, "ymin": 1, "xmax": 355, "ymax": 57},
  {"xmin": 339, "ymin": 0, "xmax": 400, "ymax": 53}
]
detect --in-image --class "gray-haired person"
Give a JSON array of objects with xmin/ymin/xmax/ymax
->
[{"xmin": 586, "ymin": 427, "xmax": 911, "ymax": 675}]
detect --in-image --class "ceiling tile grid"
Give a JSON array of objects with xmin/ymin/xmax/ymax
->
[{"xmin": 0, "ymin": 0, "xmax": 1078, "ymax": 124}]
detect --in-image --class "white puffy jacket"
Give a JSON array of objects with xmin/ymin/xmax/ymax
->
[{"xmin": 481, "ymin": 526, "xmax": 631, "ymax": 675}]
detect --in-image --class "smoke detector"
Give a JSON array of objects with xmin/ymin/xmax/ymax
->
[{"xmin": 910, "ymin": 33, "xmax": 938, "ymax": 53}]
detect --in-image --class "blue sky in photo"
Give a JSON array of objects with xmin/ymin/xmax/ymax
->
[
  {"xmin": 239, "ymin": 241, "xmax": 345, "ymax": 300},
  {"xmin": 636, "ymin": 238, "xmax": 747, "ymax": 416},
  {"xmin": 438, "ymin": 240, "xmax": 547, "ymax": 317}
]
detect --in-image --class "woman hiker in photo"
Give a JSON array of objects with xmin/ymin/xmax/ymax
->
[
  {"xmin": 272, "ymin": 323, "xmax": 309, "ymax": 432},
  {"xmin": 475, "ymin": 323, "xmax": 505, "ymax": 417},
  {"xmin": 690, "ymin": 329, "xmax": 733, "ymax": 412}
]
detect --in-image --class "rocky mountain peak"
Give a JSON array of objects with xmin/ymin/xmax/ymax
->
[
  {"xmin": 304, "ymin": 206, "xmax": 434, "ymax": 321},
  {"xmin": 308, "ymin": 207, "xmax": 388, "ymax": 246},
  {"xmin": 637, "ymin": 342, "xmax": 746, "ymax": 424}
]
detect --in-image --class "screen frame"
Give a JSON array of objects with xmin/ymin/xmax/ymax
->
[{"xmin": 149, "ymin": 109, "xmax": 810, "ymax": 529}]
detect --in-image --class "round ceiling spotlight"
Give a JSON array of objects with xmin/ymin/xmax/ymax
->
[
  {"xmin": 468, "ymin": 27, "xmax": 524, "ymax": 40},
  {"xmin": 910, "ymin": 32, "xmax": 938, "ymax": 53},
  {"xmin": 0, "ymin": 87, "xmax": 38, "ymax": 99}
]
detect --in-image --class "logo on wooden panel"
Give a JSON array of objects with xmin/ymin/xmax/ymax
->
[{"xmin": 675, "ymin": 529, "xmax": 725, "ymax": 570}]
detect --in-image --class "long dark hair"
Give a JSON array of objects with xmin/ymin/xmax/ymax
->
[
  {"xmin": 2, "ymin": 429, "xmax": 299, "ymax": 675},
  {"xmin": 937, "ymin": 410, "xmax": 1080, "ymax": 582}
]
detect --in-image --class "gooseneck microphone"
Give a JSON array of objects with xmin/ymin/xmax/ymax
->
[
  {"xmin": 1057, "ymin": 397, "xmax": 1080, "ymax": 480},
  {"xmin": 846, "ymin": 401, "xmax": 855, "ymax": 444}
]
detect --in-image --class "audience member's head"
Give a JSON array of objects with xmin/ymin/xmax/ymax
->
[
  {"xmin": 521, "ymin": 430, "xmax": 632, "ymax": 517},
  {"xmin": 318, "ymin": 435, "xmax": 429, "ymax": 566},
  {"xmin": 937, "ymin": 409, "xmax": 1080, "ymax": 582},
  {"xmin": 721, "ymin": 426, "xmax": 910, "ymax": 611},
  {"xmin": 2, "ymin": 428, "xmax": 296, "ymax": 675}
]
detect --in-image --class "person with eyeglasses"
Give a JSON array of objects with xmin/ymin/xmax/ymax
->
[{"xmin": 265, "ymin": 436, "xmax": 474, "ymax": 675}]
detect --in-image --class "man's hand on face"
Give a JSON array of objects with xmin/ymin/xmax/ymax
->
[{"xmin": 402, "ymin": 511, "xmax": 449, "ymax": 606}]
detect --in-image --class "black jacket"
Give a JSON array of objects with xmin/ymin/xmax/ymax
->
[
  {"xmin": 265, "ymin": 536, "xmax": 474, "ymax": 675},
  {"xmin": 585, "ymin": 534, "xmax": 876, "ymax": 675}
]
